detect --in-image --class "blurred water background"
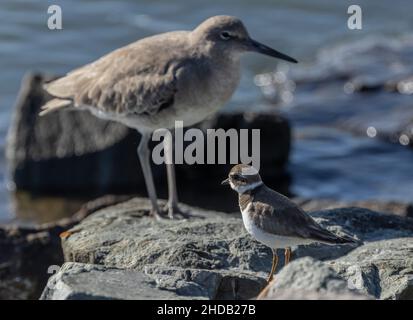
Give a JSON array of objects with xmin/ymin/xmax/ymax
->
[{"xmin": 1, "ymin": 0, "xmax": 413, "ymax": 222}]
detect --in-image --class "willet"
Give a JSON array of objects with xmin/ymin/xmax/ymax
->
[
  {"xmin": 222, "ymin": 164, "xmax": 358, "ymax": 283},
  {"xmin": 39, "ymin": 15, "xmax": 297, "ymax": 220}
]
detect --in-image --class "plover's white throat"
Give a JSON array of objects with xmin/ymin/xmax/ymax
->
[
  {"xmin": 39, "ymin": 15, "xmax": 297, "ymax": 220},
  {"xmin": 222, "ymin": 164, "xmax": 358, "ymax": 283}
]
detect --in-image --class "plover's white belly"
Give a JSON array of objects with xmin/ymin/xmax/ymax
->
[{"xmin": 241, "ymin": 205, "xmax": 314, "ymax": 249}]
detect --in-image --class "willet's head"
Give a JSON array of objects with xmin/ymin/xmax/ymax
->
[
  {"xmin": 192, "ymin": 15, "xmax": 297, "ymax": 63},
  {"xmin": 222, "ymin": 164, "xmax": 263, "ymax": 194}
]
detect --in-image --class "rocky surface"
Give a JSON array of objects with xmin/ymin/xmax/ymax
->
[
  {"xmin": 40, "ymin": 197, "xmax": 413, "ymax": 300},
  {"xmin": 332, "ymin": 238, "xmax": 413, "ymax": 300},
  {"xmin": 6, "ymin": 72, "xmax": 291, "ymax": 214},
  {"xmin": 295, "ymin": 198, "xmax": 413, "ymax": 218},
  {"xmin": 0, "ymin": 195, "xmax": 130, "ymax": 299},
  {"xmin": 259, "ymin": 237, "xmax": 413, "ymax": 300},
  {"xmin": 6, "ymin": 73, "xmax": 142, "ymax": 195},
  {"xmin": 40, "ymin": 262, "xmax": 188, "ymax": 300},
  {"xmin": 257, "ymin": 257, "xmax": 371, "ymax": 300},
  {"xmin": 0, "ymin": 221, "xmax": 68, "ymax": 300},
  {"xmin": 41, "ymin": 262, "xmax": 266, "ymax": 300}
]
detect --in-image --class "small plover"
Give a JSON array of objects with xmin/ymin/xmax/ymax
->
[
  {"xmin": 222, "ymin": 164, "xmax": 357, "ymax": 282},
  {"xmin": 39, "ymin": 15, "xmax": 297, "ymax": 220}
]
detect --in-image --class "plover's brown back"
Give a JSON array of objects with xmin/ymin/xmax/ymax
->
[{"xmin": 240, "ymin": 185, "xmax": 358, "ymax": 245}]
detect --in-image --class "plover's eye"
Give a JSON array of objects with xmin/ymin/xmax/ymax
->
[
  {"xmin": 231, "ymin": 174, "xmax": 246, "ymax": 182},
  {"xmin": 220, "ymin": 31, "xmax": 232, "ymax": 40}
]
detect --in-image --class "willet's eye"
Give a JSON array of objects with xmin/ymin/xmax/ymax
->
[{"xmin": 220, "ymin": 31, "xmax": 231, "ymax": 40}]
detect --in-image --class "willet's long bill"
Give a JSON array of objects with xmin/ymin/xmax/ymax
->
[{"xmin": 40, "ymin": 15, "xmax": 297, "ymax": 220}]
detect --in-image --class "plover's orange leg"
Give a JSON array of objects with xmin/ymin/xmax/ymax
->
[
  {"xmin": 267, "ymin": 249, "xmax": 278, "ymax": 283},
  {"xmin": 258, "ymin": 248, "xmax": 289, "ymax": 299},
  {"xmin": 284, "ymin": 247, "xmax": 291, "ymax": 266}
]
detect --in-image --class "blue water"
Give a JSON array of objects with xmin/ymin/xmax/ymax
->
[{"xmin": 1, "ymin": 0, "xmax": 413, "ymax": 221}]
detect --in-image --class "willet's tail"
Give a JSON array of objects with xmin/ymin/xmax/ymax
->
[{"xmin": 39, "ymin": 98, "xmax": 72, "ymax": 116}]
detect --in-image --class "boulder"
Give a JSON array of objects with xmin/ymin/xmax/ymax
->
[
  {"xmin": 257, "ymin": 257, "xmax": 370, "ymax": 300},
  {"xmin": 39, "ymin": 197, "xmax": 413, "ymax": 300},
  {"xmin": 41, "ymin": 262, "xmax": 266, "ymax": 300},
  {"xmin": 60, "ymin": 198, "xmax": 271, "ymax": 277},
  {"xmin": 295, "ymin": 198, "xmax": 413, "ymax": 218},
  {"xmin": 291, "ymin": 206, "xmax": 413, "ymax": 260},
  {"xmin": 0, "ymin": 195, "xmax": 129, "ymax": 299},
  {"xmin": 332, "ymin": 238, "xmax": 413, "ymax": 300},
  {"xmin": 6, "ymin": 73, "xmax": 291, "ymax": 214},
  {"xmin": 142, "ymin": 265, "xmax": 265, "ymax": 300},
  {"xmin": 260, "ymin": 236, "xmax": 413, "ymax": 300},
  {"xmin": 0, "ymin": 221, "xmax": 66, "ymax": 300},
  {"xmin": 6, "ymin": 73, "xmax": 149, "ymax": 196},
  {"xmin": 40, "ymin": 262, "xmax": 190, "ymax": 300}
]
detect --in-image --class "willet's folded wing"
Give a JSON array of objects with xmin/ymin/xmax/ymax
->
[
  {"xmin": 41, "ymin": 32, "xmax": 189, "ymax": 116},
  {"xmin": 252, "ymin": 187, "xmax": 357, "ymax": 245}
]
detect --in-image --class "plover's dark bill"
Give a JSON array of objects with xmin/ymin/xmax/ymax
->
[
  {"xmin": 39, "ymin": 16, "xmax": 297, "ymax": 220},
  {"xmin": 223, "ymin": 164, "xmax": 358, "ymax": 283}
]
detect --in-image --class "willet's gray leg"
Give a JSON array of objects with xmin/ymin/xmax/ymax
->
[
  {"xmin": 165, "ymin": 161, "xmax": 179, "ymax": 219},
  {"xmin": 163, "ymin": 132, "xmax": 189, "ymax": 219},
  {"xmin": 137, "ymin": 131, "xmax": 162, "ymax": 220}
]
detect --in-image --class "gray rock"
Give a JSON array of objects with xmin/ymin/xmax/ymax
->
[
  {"xmin": 143, "ymin": 265, "xmax": 266, "ymax": 300},
  {"xmin": 0, "ymin": 222, "xmax": 65, "ymax": 300},
  {"xmin": 0, "ymin": 195, "xmax": 128, "ymax": 299},
  {"xmin": 61, "ymin": 198, "xmax": 364, "ymax": 275},
  {"xmin": 260, "ymin": 289, "xmax": 370, "ymax": 300},
  {"xmin": 295, "ymin": 198, "xmax": 413, "ymax": 218},
  {"xmin": 52, "ymin": 197, "xmax": 413, "ymax": 299},
  {"xmin": 6, "ymin": 72, "xmax": 291, "ymax": 213},
  {"xmin": 62, "ymin": 198, "xmax": 270, "ymax": 275},
  {"xmin": 40, "ymin": 262, "xmax": 187, "ymax": 300},
  {"xmin": 308, "ymin": 207, "xmax": 413, "ymax": 242},
  {"xmin": 41, "ymin": 262, "xmax": 266, "ymax": 300},
  {"xmin": 143, "ymin": 265, "xmax": 221, "ymax": 299},
  {"xmin": 6, "ymin": 72, "xmax": 143, "ymax": 195},
  {"xmin": 257, "ymin": 257, "xmax": 370, "ymax": 300},
  {"xmin": 332, "ymin": 238, "xmax": 413, "ymax": 300},
  {"xmin": 292, "ymin": 207, "xmax": 413, "ymax": 261}
]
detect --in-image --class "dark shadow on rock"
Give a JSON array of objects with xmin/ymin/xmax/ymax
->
[{"xmin": 0, "ymin": 195, "xmax": 131, "ymax": 299}]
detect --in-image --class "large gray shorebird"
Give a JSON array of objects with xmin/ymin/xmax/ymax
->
[
  {"xmin": 222, "ymin": 164, "xmax": 357, "ymax": 282},
  {"xmin": 40, "ymin": 15, "xmax": 297, "ymax": 220}
]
